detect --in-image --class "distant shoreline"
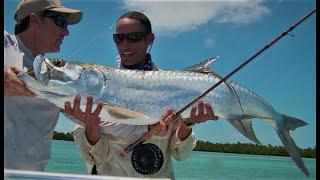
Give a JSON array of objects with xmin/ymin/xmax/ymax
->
[{"xmin": 52, "ymin": 131, "xmax": 316, "ymax": 158}]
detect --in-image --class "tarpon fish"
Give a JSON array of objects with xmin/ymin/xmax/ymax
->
[{"xmin": 17, "ymin": 55, "xmax": 309, "ymax": 176}]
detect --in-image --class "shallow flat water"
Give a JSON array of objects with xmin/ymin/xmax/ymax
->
[{"xmin": 45, "ymin": 140, "xmax": 316, "ymax": 179}]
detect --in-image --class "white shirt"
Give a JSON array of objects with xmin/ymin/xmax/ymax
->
[
  {"xmin": 4, "ymin": 30, "xmax": 61, "ymax": 171},
  {"xmin": 73, "ymin": 126, "xmax": 196, "ymax": 179}
]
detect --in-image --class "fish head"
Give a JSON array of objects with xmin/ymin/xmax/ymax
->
[
  {"xmin": 33, "ymin": 55, "xmax": 83, "ymax": 85},
  {"xmin": 20, "ymin": 55, "xmax": 107, "ymax": 104}
]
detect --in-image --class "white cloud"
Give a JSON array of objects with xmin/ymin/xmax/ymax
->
[{"xmin": 121, "ymin": 0, "xmax": 270, "ymax": 36}]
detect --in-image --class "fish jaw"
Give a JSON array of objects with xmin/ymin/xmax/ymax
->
[{"xmin": 33, "ymin": 55, "xmax": 50, "ymax": 85}]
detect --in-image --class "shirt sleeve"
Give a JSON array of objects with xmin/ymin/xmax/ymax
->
[
  {"xmin": 170, "ymin": 130, "xmax": 197, "ymax": 161},
  {"xmin": 73, "ymin": 125, "xmax": 109, "ymax": 172}
]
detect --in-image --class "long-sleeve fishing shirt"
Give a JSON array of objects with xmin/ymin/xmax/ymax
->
[
  {"xmin": 73, "ymin": 125, "xmax": 196, "ymax": 179},
  {"xmin": 4, "ymin": 30, "xmax": 61, "ymax": 171}
]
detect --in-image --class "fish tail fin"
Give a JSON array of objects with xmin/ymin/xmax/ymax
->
[
  {"xmin": 276, "ymin": 114, "xmax": 309, "ymax": 176},
  {"xmin": 227, "ymin": 118, "xmax": 260, "ymax": 144}
]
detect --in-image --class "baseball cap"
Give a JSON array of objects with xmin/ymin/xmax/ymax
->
[{"xmin": 14, "ymin": 0, "xmax": 83, "ymax": 25}]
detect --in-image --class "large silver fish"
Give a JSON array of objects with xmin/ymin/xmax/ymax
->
[{"xmin": 17, "ymin": 55, "xmax": 309, "ymax": 176}]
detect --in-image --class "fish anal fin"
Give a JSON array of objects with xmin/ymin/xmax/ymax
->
[{"xmin": 227, "ymin": 118, "xmax": 260, "ymax": 144}]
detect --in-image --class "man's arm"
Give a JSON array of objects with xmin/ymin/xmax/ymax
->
[
  {"xmin": 64, "ymin": 95, "xmax": 103, "ymax": 145},
  {"xmin": 4, "ymin": 67, "xmax": 35, "ymax": 96},
  {"xmin": 73, "ymin": 125, "xmax": 109, "ymax": 174},
  {"xmin": 68, "ymin": 96, "xmax": 109, "ymax": 173}
]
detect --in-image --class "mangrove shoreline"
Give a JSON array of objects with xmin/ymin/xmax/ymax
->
[{"xmin": 53, "ymin": 131, "xmax": 316, "ymax": 158}]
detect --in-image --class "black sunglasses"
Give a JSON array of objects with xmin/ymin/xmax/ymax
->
[
  {"xmin": 41, "ymin": 11, "xmax": 68, "ymax": 29},
  {"xmin": 113, "ymin": 32, "xmax": 148, "ymax": 44}
]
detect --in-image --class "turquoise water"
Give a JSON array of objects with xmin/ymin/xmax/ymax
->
[{"xmin": 45, "ymin": 140, "xmax": 316, "ymax": 179}]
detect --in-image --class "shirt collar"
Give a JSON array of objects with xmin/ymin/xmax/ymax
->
[
  {"xmin": 116, "ymin": 53, "xmax": 156, "ymax": 71},
  {"xmin": 15, "ymin": 35, "xmax": 35, "ymax": 69}
]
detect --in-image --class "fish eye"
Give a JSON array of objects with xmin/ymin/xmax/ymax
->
[{"xmin": 49, "ymin": 58, "xmax": 66, "ymax": 67}]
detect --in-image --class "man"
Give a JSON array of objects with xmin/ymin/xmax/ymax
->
[
  {"xmin": 73, "ymin": 11, "xmax": 219, "ymax": 179},
  {"xmin": 4, "ymin": 0, "xmax": 103, "ymax": 171}
]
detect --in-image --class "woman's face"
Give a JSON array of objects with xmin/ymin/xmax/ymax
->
[{"xmin": 115, "ymin": 17, "xmax": 154, "ymax": 67}]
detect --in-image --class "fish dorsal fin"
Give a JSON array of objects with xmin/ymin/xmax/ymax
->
[
  {"xmin": 184, "ymin": 56, "xmax": 220, "ymax": 74},
  {"xmin": 99, "ymin": 104, "xmax": 158, "ymax": 125}
]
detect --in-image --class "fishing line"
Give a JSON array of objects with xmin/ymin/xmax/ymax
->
[
  {"xmin": 66, "ymin": 23, "xmax": 115, "ymax": 59},
  {"xmin": 66, "ymin": 31, "xmax": 106, "ymax": 59}
]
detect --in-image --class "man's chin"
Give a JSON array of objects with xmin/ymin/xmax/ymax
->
[{"xmin": 121, "ymin": 58, "xmax": 134, "ymax": 66}]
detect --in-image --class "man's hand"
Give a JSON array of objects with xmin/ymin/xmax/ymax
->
[
  {"xmin": 148, "ymin": 109, "xmax": 176, "ymax": 137},
  {"xmin": 188, "ymin": 100, "xmax": 218, "ymax": 125},
  {"xmin": 4, "ymin": 67, "xmax": 35, "ymax": 96},
  {"xmin": 147, "ymin": 100, "xmax": 219, "ymax": 141},
  {"xmin": 64, "ymin": 95, "xmax": 104, "ymax": 145},
  {"xmin": 147, "ymin": 109, "xmax": 191, "ymax": 140}
]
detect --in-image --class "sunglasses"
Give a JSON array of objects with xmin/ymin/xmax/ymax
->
[
  {"xmin": 113, "ymin": 32, "xmax": 148, "ymax": 44},
  {"xmin": 41, "ymin": 11, "xmax": 68, "ymax": 29}
]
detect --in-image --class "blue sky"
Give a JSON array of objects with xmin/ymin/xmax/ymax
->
[{"xmin": 4, "ymin": 0, "xmax": 316, "ymax": 149}]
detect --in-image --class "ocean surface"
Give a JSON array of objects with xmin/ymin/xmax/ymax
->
[{"xmin": 45, "ymin": 140, "xmax": 316, "ymax": 180}]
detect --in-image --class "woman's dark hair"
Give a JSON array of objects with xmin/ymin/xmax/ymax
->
[
  {"xmin": 14, "ymin": 16, "xmax": 30, "ymax": 35},
  {"xmin": 118, "ymin": 11, "xmax": 152, "ymax": 34}
]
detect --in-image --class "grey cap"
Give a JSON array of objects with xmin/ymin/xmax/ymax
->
[{"xmin": 14, "ymin": 0, "xmax": 83, "ymax": 25}]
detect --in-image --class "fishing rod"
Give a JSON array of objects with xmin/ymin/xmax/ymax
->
[{"xmin": 120, "ymin": 8, "xmax": 316, "ymax": 156}]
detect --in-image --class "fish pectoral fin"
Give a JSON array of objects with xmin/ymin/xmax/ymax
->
[
  {"xmin": 99, "ymin": 104, "xmax": 155, "ymax": 125},
  {"xmin": 227, "ymin": 118, "xmax": 260, "ymax": 144}
]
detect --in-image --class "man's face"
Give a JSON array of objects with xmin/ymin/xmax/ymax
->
[
  {"xmin": 37, "ymin": 12, "xmax": 69, "ymax": 53},
  {"xmin": 115, "ymin": 18, "xmax": 153, "ymax": 67}
]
